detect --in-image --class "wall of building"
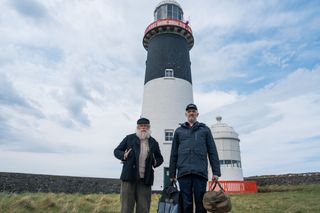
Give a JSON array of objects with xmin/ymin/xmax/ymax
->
[{"xmin": 141, "ymin": 77, "xmax": 193, "ymax": 190}]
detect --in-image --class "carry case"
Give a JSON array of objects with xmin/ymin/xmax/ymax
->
[{"xmin": 157, "ymin": 181, "xmax": 181, "ymax": 213}]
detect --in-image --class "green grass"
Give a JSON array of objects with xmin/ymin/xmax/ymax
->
[
  {"xmin": 230, "ymin": 184, "xmax": 320, "ymax": 213},
  {"xmin": 0, "ymin": 184, "xmax": 319, "ymax": 213}
]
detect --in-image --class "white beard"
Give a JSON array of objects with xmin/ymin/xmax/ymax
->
[{"xmin": 136, "ymin": 128, "xmax": 151, "ymax": 140}]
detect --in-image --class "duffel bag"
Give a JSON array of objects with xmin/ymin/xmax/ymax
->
[{"xmin": 203, "ymin": 180, "xmax": 232, "ymax": 213}]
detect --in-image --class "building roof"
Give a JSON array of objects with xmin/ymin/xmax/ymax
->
[
  {"xmin": 155, "ymin": 0, "xmax": 182, "ymax": 9},
  {"xmin": 211, "ymin": 116, "xmax": 239, "ymax": 140}
]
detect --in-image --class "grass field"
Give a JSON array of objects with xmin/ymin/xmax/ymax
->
[{"xmin": 0, "ymin": 184, "xmax": 319, "ymax": 213}]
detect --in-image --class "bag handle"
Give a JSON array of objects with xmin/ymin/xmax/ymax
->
[
  {"xmin": 170, "ymin": 180, "xmax": 178, "ymax": 189},
  {"xmin": 210, "ymin": 179, "xmax": 225, "ymax": 192}
]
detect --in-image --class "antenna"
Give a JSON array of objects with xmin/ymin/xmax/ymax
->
[{"xmin": 187, "ymin": 15, "xmax": 191, "ymax": 24}]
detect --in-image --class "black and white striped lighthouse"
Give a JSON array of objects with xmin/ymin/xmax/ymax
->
[{"xmin": 141, "ymin": 0, "xmax": 194, "ymax": 190}]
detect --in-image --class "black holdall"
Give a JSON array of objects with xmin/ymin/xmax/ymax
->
[
  {"xmin": 157, "ymin": 181, "xmax": 182, "ymax": 213},
  {"xmin": 203, "ymin": 180, "xmax": 232, "ymax": 213}
]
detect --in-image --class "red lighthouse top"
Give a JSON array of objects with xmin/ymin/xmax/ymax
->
[{"xmin": 143, "ymin": 0, "xmax": 194, "ymax": 50}]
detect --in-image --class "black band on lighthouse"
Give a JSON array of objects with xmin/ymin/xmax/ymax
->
[{"xmin": 144, "ymin": 33, "xmax": 192, "ymax": 84}]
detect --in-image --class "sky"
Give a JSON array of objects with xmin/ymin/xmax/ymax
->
[{"xmin": 0, "ymin": 0, "xmax": 319, "ymax": 178}]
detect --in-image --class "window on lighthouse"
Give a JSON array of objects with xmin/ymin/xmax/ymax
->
[
  {"xmin": 167, "ymin": 4, "xmax": 173, "ymax": 19},
  {"xmin": 165, "ymin": 129, "xmax": 174, "ymax": 142},
  {"xmin": 155, "ymin": 4, "xmax": 183, "ymax": 21},
  {"xmin": 165, "ymin": 69, "xmax": 174, "ymax": 78}
]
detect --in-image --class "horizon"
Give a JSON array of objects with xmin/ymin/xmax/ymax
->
[{"xmin": 1, "ymin": 170, "xmax": 319, "ymax": 179}]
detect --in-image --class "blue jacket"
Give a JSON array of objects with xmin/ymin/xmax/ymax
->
[
  {"xmin": 114, "ymin": 133, "xmax": 164, "ymax": 186},
  {"xmin": 169, "ymin": 122, "xmax": 221, "ymax": 179}
]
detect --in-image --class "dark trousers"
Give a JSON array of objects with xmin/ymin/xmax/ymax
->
[
  {"xmin": 120, "ymin": 179, "xmax": 151, "ymax": 213},
  {"xmin": 178, "ymin": 174, "xmax": 207, "ymax": 213}
]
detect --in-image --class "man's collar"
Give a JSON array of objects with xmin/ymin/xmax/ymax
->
[{"xmin": 184, "ymin": 121, "xmax": 198, "ymax": 128}]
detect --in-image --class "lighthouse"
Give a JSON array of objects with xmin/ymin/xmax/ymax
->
[
  {"xmin": 210, "ymin": 116, "xmax": 244, "ymax": 180},
  {"xmin": 141, "ymin": 0, "xmax": 194, "ymax": 190}
]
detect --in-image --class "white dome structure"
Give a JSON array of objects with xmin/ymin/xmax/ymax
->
[{"xmin": 210, "ymin": 116, "xmax": 244, "ymax": 180}]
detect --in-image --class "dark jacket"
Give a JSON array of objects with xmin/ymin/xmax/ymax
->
[
  {"xmin": 114, "ymin": 133, "xmax": 164, "ymax": 186},
  {"xmin": 169, "ymin": 121, "xmax": 221, "ymax": 179}
]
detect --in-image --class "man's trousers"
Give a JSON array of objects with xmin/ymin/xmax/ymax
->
[
  {"xmin": 120, "ymin": 179, "xmax": 151, "ymax": 213},
  {"xmin": 178, "ymin": 174, "xmax": 207, "ymax": 213}
]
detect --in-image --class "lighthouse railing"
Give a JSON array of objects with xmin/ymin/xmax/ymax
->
[{"xmin": 144, "ymin": 18, "xmax": 192, "ymax": 35}]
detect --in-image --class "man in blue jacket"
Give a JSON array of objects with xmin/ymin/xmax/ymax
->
[
  {"xmin": 114, "ymin": 118, "xmax": 163, "ymax": 213},
  {"xmin": 169, "ymin": 104, "xmax": 221, "ymax": 213}
]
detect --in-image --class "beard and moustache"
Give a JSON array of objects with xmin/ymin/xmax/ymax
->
[{"xmin": 136, "ymin": 128, "xmax": 151, "ymax": 140}]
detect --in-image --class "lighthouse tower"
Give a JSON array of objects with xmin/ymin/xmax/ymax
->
[{"xmin": 141, "ymin": 0, "xmax": 194, "ymax": 190}]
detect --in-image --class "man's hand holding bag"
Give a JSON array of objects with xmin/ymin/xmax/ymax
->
[
  {"xmin": 157, "ymin": 180, "xmax": 181, "ymax": 213},
  {"xmin": 203, "ymin": 180, "xmax": 232, "ymax": 213}
]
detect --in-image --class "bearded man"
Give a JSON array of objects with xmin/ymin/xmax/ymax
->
[{"xmin": 114, "ymin": 117, "xmax": 163, "ymax": 213}]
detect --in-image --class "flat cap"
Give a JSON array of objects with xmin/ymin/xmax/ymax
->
[{"xmin": 137, "ymin": 117, "xmax": 150, "ymax": 125}]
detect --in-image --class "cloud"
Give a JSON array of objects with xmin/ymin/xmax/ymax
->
[
  {"xmin": 9, "ymin": 0, "xmax": 48, "ymax": 19},
  {"xmin": 203, "ymin": 67, "xmax": 320, "ymax": 176},
  {"xmin": 192, "ymin": 39, "xmax": 276, "ymax": 84},
  {"xmin": 14, "ymin": 44, "xmax": 64, "ymax": 64},
  {"xmin": 0, "ymin": 75, "xmax": 29, "ymax": 107},
  {"xmin": 194, "ymin": 90, "xmax": 242, "ymax": 115},
  {"xmin": 0, "ymin": 115, "xmax": 13, "ymax": 142},
  {"xmin": 54, "ymin": 81, "xmax": 92, "ymax": 127},
  {"xmin": 0, "ymin": 150, "xmax": 121, "ymax": 178},
  {"xmin": 188, "ymin": 0, "xmax": 320, "ymax": 90},
  {"xmin": 0, "ymin": 74, "xmax": 44, "ymax": 119},
  {"xmin": 247, "ymin": 76, "xmax": 265, "ymax": 84}
]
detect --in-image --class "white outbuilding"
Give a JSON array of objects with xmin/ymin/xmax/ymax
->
[{"xmin": 209, "ymin": 116, "xmax": 244, "ymax": 181}]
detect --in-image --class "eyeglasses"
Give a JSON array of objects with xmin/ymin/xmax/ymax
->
[{"xmin": 186, "ymin": 110, "xmax": 197, "ymax": 113}]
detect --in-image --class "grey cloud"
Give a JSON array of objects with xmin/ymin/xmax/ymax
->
[
  {"xmin": 65, "ymin": 80, "xmax": 96, "ymax": 127},
  {"xmin": 204, "ymin": 67, "xmax": 320, "ymax": 134},
  {"xmin": 58, "ymin": 93, "xmax": 90, "ymax": 127},
  {"xmin": 73, "ymin": 80, "xmax": 94, "ymax": 103},
  {"xmin": 10, "ymin": 0, "xmax": 48, "ymax": 19},
  {"xmin": 0, "ymin": 135, "xmax": 68, "ymax": 154},
  {"xmin": 204, "ymin": 102, "xmax": 283, "ymax": 134},
  {"xmin": 68, "ymin": 100, "xmax": 90, "ymax": 127},
  {"xmin": 189, "ymin": 0, "xmax": 320, "ymax": 84},
  {"xmin": 0, "ymin": 75, "xmax": 30, "ymax": 106},
  {"xmin": 0, "ymin": 75, "xmax": 45, "ymax": 119},
  {"xmin": 0, "ymin": 115, "xmax": 14, "ymax": 142},
  {"xmin": 0, "ymin": 112, "xmax": 75, "ymax": 153},
  {"xmin": 16, "ymin": 44, "xmax": 64, "ymax": 64},
  {"xmin": 50, "ymin": 115, "xmax": 76, "ymax": 129},
  {"xmin": 0, "ymin": 115, "xmax": 56, "ymax": 153},
  {"xmin": 52, "ymin": 83, "xmax": 91, "ymax": 127},
  {"xmin": 1, "ymin": 141, "xmax": 58, "ymax": 153},
  {"xmin": 0, "ymin": 114, "xmax": 82, "ymax": 154}
]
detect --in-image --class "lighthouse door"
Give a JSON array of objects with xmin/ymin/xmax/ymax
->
[{"xmin": 163, "ymin": 167, "xmax": 170, "ymax": 188}]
